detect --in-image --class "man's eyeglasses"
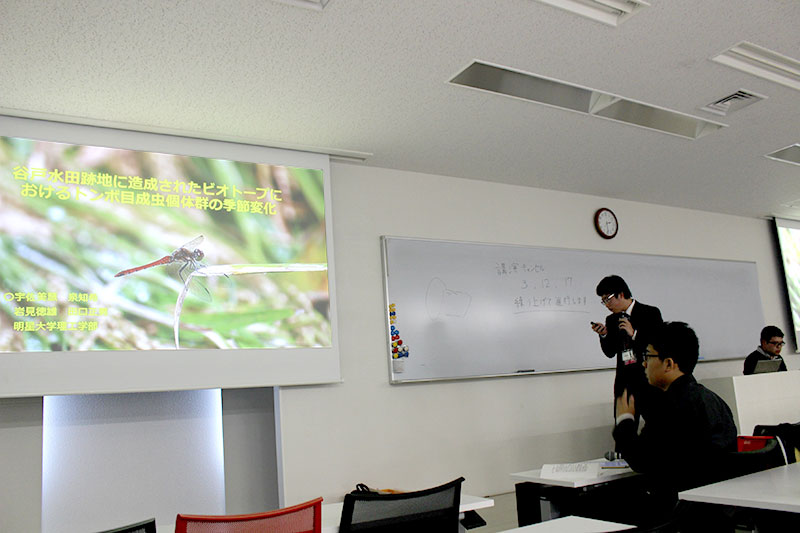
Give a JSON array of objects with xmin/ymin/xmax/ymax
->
[
  {"xmin": 766, "ymin": 340, "xmax": 786, "ymax": 347},
  {"xmin": 600, "ymin": 295, "xmax": 614, "ymax": 306}
]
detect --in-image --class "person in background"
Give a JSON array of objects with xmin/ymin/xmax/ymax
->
[
  {"xmin": 613, "ymin": 322, "xmax": 737, "ymax": 531},
  {"xmin": 743, "ymin": 325, "xmax": 788, "ymax": 375},
  {"xmin": 591, "ymin": 275, "xmax": 663, "ymax": 418}
]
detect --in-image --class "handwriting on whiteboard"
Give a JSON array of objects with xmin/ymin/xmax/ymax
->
[{"xmin": 496, "ymin": 261, "xmax": 588, "ymax": 314}]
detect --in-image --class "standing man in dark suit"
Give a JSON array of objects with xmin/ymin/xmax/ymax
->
[{"xmin": 591, "ymin": 275, "xmax": 663, "ymax": 417}]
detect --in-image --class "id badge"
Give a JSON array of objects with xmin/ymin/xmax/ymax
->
[{"xmin": 621, "ymin": 348, "xmax": 637, "ymax": 365}]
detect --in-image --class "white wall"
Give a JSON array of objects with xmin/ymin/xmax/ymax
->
[
  {"xmin": 278, "ymin": 162, "xmax": 791, "ymax": 504},
  {"xmin": 0, "ymin": 161, "xmax": 791, "ymax": 526}
]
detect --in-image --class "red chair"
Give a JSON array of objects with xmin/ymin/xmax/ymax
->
[
  {"xmin": 175, "ymin": 497, "xmax": 322, "ymax": 533},
  {"xmin": 737, "ymin": 435, "xmax": 773, "ymax": 452}
]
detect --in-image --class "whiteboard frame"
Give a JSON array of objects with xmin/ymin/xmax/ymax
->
[{"xmin": 381, "ymin": 235, "xmax": 761, "ymax": 384}]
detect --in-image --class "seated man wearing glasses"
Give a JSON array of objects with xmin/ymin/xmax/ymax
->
[
  {"xmin": 743, "ymin": 325, "xmax": 788, "ymax": 375},
  {"xmin": 614, "ymin": 321, "xmax": 737, "ymax": 531},
  {"xmin": 591, "ymin": 275, "xmax": 662, "ymax": 419}
]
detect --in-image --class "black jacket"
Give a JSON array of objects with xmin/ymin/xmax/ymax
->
[
  {"xmin": 743, "ymin": 348, "xmax": 787, "ymax": 375},
  {"xmin": 613, "ymin": 374, "xmax": 737, "ymax": 496},
  {"xmin": 600, "ymin": 301, "xmax": 663, "ymax": 399}
]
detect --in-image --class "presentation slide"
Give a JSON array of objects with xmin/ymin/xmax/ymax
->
[
  {"xmin": 0, "ymin": 135, "xmax": 331, "ymax": 353},
  {"xmin": 775, "ymin": 217, "xmax": 800, "ymax": 350}
]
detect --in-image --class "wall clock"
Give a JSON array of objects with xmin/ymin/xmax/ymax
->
[{"xmin": 594, "ymin": 208, "xmax": 618, "ymax": 239}]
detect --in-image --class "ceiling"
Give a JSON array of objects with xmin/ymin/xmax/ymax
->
[{"xmin": 2, "ymin": 0, "xmax": 799, "ymax": 220}]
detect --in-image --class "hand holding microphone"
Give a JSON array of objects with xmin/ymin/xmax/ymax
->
[{"xmin": 618, "ymin": 313, "xmax": 634, "ymax": 337}]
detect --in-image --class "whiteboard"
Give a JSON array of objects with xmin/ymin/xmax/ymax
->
[{"xmin": 381, "ymin": 237, "xmax": 764, "ymax": 383}]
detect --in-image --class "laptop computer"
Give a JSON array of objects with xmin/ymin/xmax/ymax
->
[{"xmin": 753, "ymin": 359, "xmax": 783, "ymax": 374}]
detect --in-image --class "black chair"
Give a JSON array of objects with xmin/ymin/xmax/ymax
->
[
  {"xmin": 722, "ymin": 438, "xmax": 789, "ymax": 533},
  {"xmin": 339, "ymin": 477, "xmax": 464, "ymax": 532},
  {"xmin": 725, "ymin": 437, "xmax": 787, "ymax": 480},
  {"xmin": 754, "ymin": 422, "xmax": 800, "ymax": 463},
  {"xmin": 94, "ymin": 518, "xmax": 156, "ymax": 533}
]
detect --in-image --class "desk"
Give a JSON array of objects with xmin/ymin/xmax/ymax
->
[
  {"xmin": 679, "ymin": 462, "xmax": 800, "ymax": 514},
  {"xmin": 511, "ymin": 459, "xmax": 638, "ymax": 524},
  {"xmin": 497, "ymin": 515, "xmax": 634, "ymax": 532},
  {"xmin": 321, "ymin": 493, "xmax": 494, "ymax": 533}
]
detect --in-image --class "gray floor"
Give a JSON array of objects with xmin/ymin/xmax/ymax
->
[{"xmin": 470, "ymin": 492, "xmax": 518, "ymax": 533}]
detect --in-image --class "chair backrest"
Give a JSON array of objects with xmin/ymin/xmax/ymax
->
[
  {"xmin": 339, "ymin": 477, "xmax": 464, "ymax": 533},
  {"xmin": 175, "ymin": 497, "xmax": 322, "ymax": 533},
  {"xmin": 95, "ymin": 518, "xmax": 156, "ymax": 533},
  {"xmin": 737, "ymin": 435, "xmax": 773, "ymax": 452},
  {"xmin": 725, "ymin": 437, "xmax": 787, "ymax": 480}
]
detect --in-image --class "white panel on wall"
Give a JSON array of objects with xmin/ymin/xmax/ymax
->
[
  {"xmin": 222, "ymin": 387, "xmax": 279, "ymax": 514},
  {"xmin": 42, "ymin": 390, "xmax": 225, "ymax": 533},
  {"xmin": 0, "ymin": 397, "xmax": 42, "ymax": 532}
]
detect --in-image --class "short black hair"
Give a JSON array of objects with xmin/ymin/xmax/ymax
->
[
  {"xmin": 596, "ymin": 275, "xmax": 631, "ymax": 299},
  {"xmin": 650, "ymin": 321, "xmax": 699, "ymax": 375},
  {"xmin": 760, "ymin": 325, "xmax": 784, "ymax": 342}
]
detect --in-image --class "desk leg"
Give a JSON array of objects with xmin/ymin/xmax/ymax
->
[{"xmin": 515, "ymin": 482, "xmax": 543, "ymax": 526}]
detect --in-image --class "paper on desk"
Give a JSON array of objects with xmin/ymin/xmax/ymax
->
[{"xmin": 540, "ymin": 462, "xmax": 602, "ymax": 479}]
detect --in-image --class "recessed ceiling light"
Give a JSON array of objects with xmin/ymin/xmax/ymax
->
[
  {"xmin": 450, "ymin": 61, "xmax": 725, "ymax": 140},
  {"xmin": 766, "ymin": 144, "xmax": 800, "ymax": 167},
  {"xmin": 533, "ymin": 0, "xmax": 650, "ymax": 26},
  {"xmin": 271, "ymin": 0, "xmax": 332, "ymax": 10},
  {"xmin": 712, "ymin": 42, "xmax": 800, "ymax": 92}
]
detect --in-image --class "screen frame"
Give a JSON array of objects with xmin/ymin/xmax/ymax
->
[{"xmin": 0, "ymin": 115, "xmax": 341, "ymax": 397}]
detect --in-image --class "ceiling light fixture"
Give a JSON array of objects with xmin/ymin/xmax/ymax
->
[
  {"xmin": 766, "ymin": 144, "xmax": 800, "ymax": 167},
  {"xmin": 450, "ymin": 61, "xmax": 725, "ymax": 140},
  {"xmin": 271, "ymin": 0, "xmax": 332, "ymax": 11},
  {"xmin": 533, "ymin": 0, "xmax": 650, "ymax": 26},
  {"xmin": 712, "ymin": 42, "xmax": 800, "ymax": 92}
]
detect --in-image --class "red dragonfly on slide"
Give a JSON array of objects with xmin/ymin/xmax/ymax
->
[{"xmin": 114, "ymin": 235, "xmax": 211, "ymax": 300}]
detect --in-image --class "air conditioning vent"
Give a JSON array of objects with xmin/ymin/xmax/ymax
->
[{"xmin": 700, "ymin": 90, "xmax": 766, "ymax": 116}]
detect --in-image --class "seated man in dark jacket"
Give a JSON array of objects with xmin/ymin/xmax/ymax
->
[
  {"xmin": 743, "ymin": 325, "xmax": 788, "ymax": 375},
  {"xmin": 613, "ymin": 321, "xmax": 737, "ymax": 531}
]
